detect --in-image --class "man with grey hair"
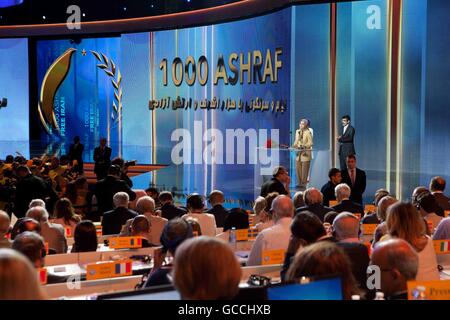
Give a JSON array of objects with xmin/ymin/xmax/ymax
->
[
  {"xmin": 0, "ymin": 211, "xmax": 11, "ymax": 248},
  {"xmin": 102, "ymin": 192, "xmax": 138, "ymax": 235},
  {"xmin": 370, "ymin": 238, "xmax": 419, "ymax": 300},
  {"xmin": 247, "ymin": 195, "xmax": 294, "ymax": 266},
  {"xmin": 28, "ymin": 199, "xmax": 46, "ymax": 209},
  {"xmin": 207, "ymin": 190, "xmax": 229, "ymax": 228},
  {"xmin": 292, "ymin": 191, "xmax": 305, "ymax": 210},
  {"xmin": 129, "ymin": 196, "xmax": 167, "ymax": 245},
  {"xmin": 331, "ymin": 183, "xmax": 363, "ymax": 214},
  {"xmin": 296, "ymin": 188, "xmax": 333, "ymax": 222},
  {"xmin": 26, "ymin": 206, "xmax": 67, "ymax": 254},
  {"xmin": 332, "ymin": 212, "xmax": 360, "ymax": 242}
]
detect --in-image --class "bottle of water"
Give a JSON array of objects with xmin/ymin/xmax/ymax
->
[
  {"xmin": 374, "ymin": 292, "xmax": 385, "ymax": 300},
  {"xmin": 229, "ymin": 227, "xmax": 237, "ymax": 250}
]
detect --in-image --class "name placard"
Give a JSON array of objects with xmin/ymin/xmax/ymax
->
[
  {"xmin": 445, "ymin": 210, "xmax": 450, "ymax": 218},
  {"xmin": 236, "ymin": 229, "xmax": 249, "ymax": 241},
  {"xmin": 261, "ymin": 249, "xmax": 285, "ymax": 266},
  {"xmin": 248, "ymin": 227, "xmax": 259, "ymax": 240},
  {"xmin": 94, "ymin": 222, "xmax": 102, "ymax": 236},
  {"xmin": 407, "ymin": 280, "xmax": 450, "ymax": 300},
  {"xmin": 433, "ymin": 240, "xmax": 450, "ymax": 254},
  {"xmin": 329, "ymin": 200, "xmax": 338, "ymax": 207},
  {"xmin": 109, "ymin": 237, "xmax": 143, "ymax": 249},
  {"xmin": 364, "ymin": 204, "xmax": 376, "ymax": 214},
  {"xmin": 64, "ymin": 227, "xmax": 72, "ymax": 238},
  {"xmin": 86, "ymin": 260, "xmax": 133, "ymax": 281},
  {"xmin": 37, "ymin": 268, "xmax": 47, "ymax": 285},
  {"xmin": 361, "ymin": 224, "xmax": 378, "ymax": 235}
]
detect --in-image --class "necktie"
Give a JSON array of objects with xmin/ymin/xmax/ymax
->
[{"xmin": 351, "ymin": 169, "xmax": 355, "ymax": 186}]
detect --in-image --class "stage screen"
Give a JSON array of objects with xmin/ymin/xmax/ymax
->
[
  {"xmin": 31, "ymin": 0, "xmax": 450, "ymax": 206},
  {"xmin": 0, "ymin": 38, "xmax": 29, "ymax": 158}
]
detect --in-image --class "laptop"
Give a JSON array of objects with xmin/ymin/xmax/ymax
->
[{"xmin": 267, "ymin": 276, "xmax": 343, "ymax": 300}]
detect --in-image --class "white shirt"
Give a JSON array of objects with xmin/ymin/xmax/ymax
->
[
  {"xmin": 343, "ymin": 124, "xmax": 349, "ymax": 135},
  {"xmin": 182, "ymin": 212, "xmax": 217, "ymax": 237},
  {"xmin": 416, "ymin": 236, "xmax": 440, "ymax": 281},
  {"xmin": 247, "ymin": 217, "xmax": 292, "ymax": 266}
]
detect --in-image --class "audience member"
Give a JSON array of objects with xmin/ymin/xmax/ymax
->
[
  {"xmin": 206, "ymin": 190, "xmax": 229, "ymax": 228},
  {"xmin": 0, "ymin": 248, "xmax": 46, "ymax": 300},
  {"xmin": 247, "ymin": 195, "xmax": 294, "ymax": 266},
  {"xmin": 433, "ymin": 217, "xmax": 450, "ymax": 240},
  {"xmin": 185, "ymin": 217, "xmax": 202, "ymax": 236},
  {"xmin": 372, "ymin": 196, "xmax": 398, "ymax": 247},
  {"xmin": 252, "ymin": 196, "xmax": 267, "ymax": 226},
  {"xmin": 341, "ymin": 155, "xmax": 366, "ymax": 205},
  {"xmin": 52, "ymin": 198, "xmax": 81, "ymax": 236},
  {"xmin": 292, "ymin": 191, "xmax": 305, "ymax": 210},
  {"xmin": 130, "ymin": 216, "xmax": 153, "ymax": 247},
  {"xmin": 260, "ymin": 166, "xmax": 290, "ymax": 197},
  {"xmin": 254, "ymin": 192, "xmax": 278, "ymax": 232},
  {"xmin": 429, "ymin": 176, "xmax": 450, "ymax": 212},
  {"xmin": 384, "ymin": 202, "xmax": 440, "ymax": 281},
  {"xmin": 26, "ymin": 206, "xmax": 67, "ymax": 254},
  {"xmin": 102, "ymin": 192, "xmax": 138, "ymax": 236},
  {"xmin": 416, "ymin": 192, "xmax": 443, "ymax": 231},
  {"xmin": 370, "ymin": 238, "xmax": 419, "ymax": 300},
  {"xmin": 331, "ymin": 183, "xmax": 364, "ymax": 214},
  {"xmin": 146, "ymin": 187, "xmax": 161, "ymax": 209},
  {"xmin": 361, "ymin": 188, "xmax": 389, "ymax": 224},
  {"xmin": 223, "ymin": 208, "xmax": 249, "ymax": 232},
  {"xmin": 285, "ymin": 242, "xmax": 361, "ymax": 300},
  {"xmin": 0, "ymin": 211, "xmax": 11, "ymax": 248},
  {"xmin": 133, "ymin": 196, "xmax": 168, "ymax": 245},
  {"xmin": 29, "ymin": 199, "xmax": 46, "ymax": 209},
  {"xmin": 111, "ymin": 157, "xmax": 133, "ymax": 188},
  {"xmin": 182, "ymin": 194, "xmax": 216, "ymax": 237},
  {"xmin": 173, "ymin": 237, "xmax": 242, "ymax": 300},
  {"xmin": 11, "ymin": 217, "xmax": 41, "ymax": 240},
  {"xmin": 320, "ymin": 168, "xmax": 342, "ymax": 207},
  {"xmin": 296, "ymin": 188, "xmax": 333, "ymax": 221},
  {"xmin": 324, "ymin": 211, "xmax": 339, "ymax": 225},
  {"xmin": 71, "ymin": 221, "xmax": 98, "ymax": 253},
  {"xmin": 159, "ymin": 191, "xmax": 186, "ymax": 221}
]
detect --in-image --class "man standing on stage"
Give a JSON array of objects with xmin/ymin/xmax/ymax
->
[
  {"xmin": 68, "ymin": 136, "xmax": 84, "ymax": 174},
  {"xmin": 337, "ymin": 115, "xmax": 355, "ymax": 170},
  {"xmin": 94, "ymin": 137, "xmax": 112, "ymax": 181},
  {"xmin": 293, "ymin": 119, "xmax": 313, "ymax": 190}
]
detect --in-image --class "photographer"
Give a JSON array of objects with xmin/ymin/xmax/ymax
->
[{"xmin": 111, "ymin": 157, "xmax": 134, "ymax": 188}]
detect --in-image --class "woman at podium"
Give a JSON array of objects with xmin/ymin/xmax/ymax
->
[{"xmin": 292, "ymin": 119, "xmax": 313, "ymax": 190}]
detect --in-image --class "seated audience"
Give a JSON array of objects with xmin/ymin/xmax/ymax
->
[
  {"xmin": 252, "ymin": 196, "xmax": 267, "ymax": 226},
  {"xmin": 64, "ymin": 177, "xmax": 90, "ymax": 217},
  {"xmin": 332, "ymin": 212, "xmax": 370, "ymax": 292},
  {"xmin": 29, "ymin": 199, "xmax": 46, "ymax": 209},
  {"xmin": 324, "ymin": 211, "xmax": 339, "ymax": 225},
  {"xmin": 416, "ymin": 192, "xmax": 443, "ymax": 231},
  {"xmin": 159, "ymin": 191, "xmax": 186, "ymax": 221},
  {"xmin": 172, "ymin": 237, "xmax": 242, "ymax": 300},
  {"xmin": 146, "ymin": 187, "xmax": 161, "ymax": 209},
  {"xmin": 223, "ymin": 208, "xmax": 249, "ymax": 231},
  {"xmin": 51, "ymin": 198, "xmax": 81, "ymax": 236},
  {"xmin": 384, "ymin": 202, "xmax": 440, "ymax": 281},
  {"xmin": 129, "ymin": 215, "xmax": 154, "ymax": 247},
  {"xmin": 429, "ymin": 176, "xmax": 450, "ymax": 212},
  {"xmin": 247, "ymin": 195, "xmax": 293, "ymax": 266},
  {"xmin": 260, "ymin": 166, "xmax": 290, "ymax": 197},
  {"xmin": 185, "ymin": 217, "xmax": 202, "ymax": 236},
  {"xmin": 370, "ymin": 238, "xmax": 419, "ymax": 300},
  {"xmin": 102, "ymin": 192, "xmax": 138, "ymax": 235},
  {"xmin": 12, "ymin": 232, "xmax": 67, "ymax": 284},
  {"xmin": 285, "ymin": 241, "xmax": 361, "ymax": 300},
  {"xmin": 296, "ymin": 188, "xmax": 333, "ymax": 221},
  {"xmin": 0, "ymin": 211, "xmax": 11, "ymax": 248},
  {"xmin": 372, "ymin": 196, "xmax": 398, "ymax": 247},
  {"xmin": 26, "ymin": 206, "xmax": 67, "ymax": 254},
  {"xmin": 361, "ymin": 188, "xmax": 389, "ymax": 224},
  {"xmin": 433, "ymin": 217, "xmax": 450, "ymax": 240},
  {"xmin": 292, "ymin": 191, "xmax": 305, "ymax": 210},
  {"xmin": 133, "ymin": 196, "xmax": 168, "ymax": 245},
  {"xmin": 71, "ymin": 221, "xmax": 98, "ymax": 253},
  {"xmin": 320, "ymin": 168, "xmax": 342, "ymax": 207},
  {"xmin": 11, "ymin": 218, "xmax": 41, "ymax": 240},
  {"xmin": 255, "ymin": 192, "xmax": 279, "ymax": 232},
  {"xmin": 144, "ymin": 218, "xmax": 194, "ymax": 288},
  {"xmin": 182, "ymin": 194, "xmax": 216, "ymax": 237},
  {"xmin": 0, "ymin": 248, "xmax": 45, "ymax": 300},
  {"xmin": 331, "ymin": 183, "xmax": 364, "ymax": 214},
  {"xmin": 206, "ymin": 190, "xmax": 229, "ymax": 228}
]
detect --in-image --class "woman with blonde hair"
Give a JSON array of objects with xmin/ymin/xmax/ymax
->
[
  {"xmin": 173, "ymin": 236, "xmax": 242, "ymax": 300},
  {"xmin": 285, "ymin": 241, "xmax": 361, "ymax": 300},
  {"xmin": 384, "ymin": 202, "xmax": 440, "ymax": 281},
  {"xmin": 52, "ymin": 198, "xmax": 81, "ymax": 236},
  {"xmin": 0, "ymin": 249, "xmax": 46, "ymax": 300}
]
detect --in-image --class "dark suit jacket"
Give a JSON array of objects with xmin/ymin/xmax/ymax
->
[
  {"xmin": 93, "ymin": 146, "xmax": 112, "ymax": 175},
  {"xmin": 68, "ymin": 142, "xmax": 84, "ymax": 171},
  {"xmin": 337, "ymin": 242, "xmax": 370, "ymax": 293},
  {"xmin": 102, "ymin": 207, "xmax": 138, "ymax": 235},
  {"xmin": 321, "ymin": 181, "xmax": 338, "ymax": 207},
  {"xmin": 160, "ymin": 203, "xmax": 187, "ymax": 221},
  {"xmin": 341, "ymin": 168, "xmax": 366, "ymax": 204},
  {"xmin": 207, "ymin": 205, "xmax": 229, "ymax": 228},
  {"xmin": 296, "ymin": 204, "xmax": 334, "ymax": 222},
  {"xmin": 332, "ymin": 199, "xmax": 364, "ymax": 215},
  {"xmin": 94, "ymin": 175, "xmax": 136, "ymax": 216},
  {"xmin": 260, "ymin": 178, "xmax": 288, "ymax": 198},
  {"xmin": 14, "ymin": 174, "xmax": 58, "ymax": 218},
  {"xmin": 338, "ymin": 125, "xmax": 355, "ymax": 156},
  {"xmin": 434, "ymin": 193, "xmax": 450, "ymax": 212}
]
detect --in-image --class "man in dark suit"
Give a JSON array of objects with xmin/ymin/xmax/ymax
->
[
  {"xmin": 337, "ymin": 115, "xmax": 356, "ymax": 171},
  {"xmin": 341, "ymin": 154, "xmax": 366, "ymax": 205},
  {"xmin": 14, "ymin": 166, "xmax": 58, "ymax": 218},
  {"xmin": 332, "ymin": 183, "xmax": 364, "ymax": 214},
  {"xmin": 296, "ymin": 188, "xmax": 333, "ymax": 222},
  {"xmin": 320, "ymin": 168, "xmax": 342, "ymax": 207},
  {"xmin": 430, "ymin": 176, "xmax": 450, "ymax": 212},
  {"xmin": 158, "ymin": 191, "xmax": 186, "ymax": 221},
  {"xmin": 260, "ymin": 166, "xmax": 290, "ymax": 198},
  {"xmin": 94, "ymin": 137, "xmax": 112, "ymax": 181},
  {"xmin": 94, "ymin": 165, "xmax": 136, "ymax": 221},
  {"xmin": 207, "ymin": 190, "xmax": 229, "ymax": 228},
  {"xmin": 102, "ymin": 192, "xmax": 138, "ymax": 235},
  {"xmin": 68, "ymin": 136, "xmax": 84, "ymax": 174}
]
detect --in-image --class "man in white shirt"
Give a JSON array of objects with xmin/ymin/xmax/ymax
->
[
  {"xmin": 247, "ymin": 195, "xmax": 294, "ymax": 266},
  {"xmin": 182, "ymin": 194, "xmax": 217, "ymax": 237}
]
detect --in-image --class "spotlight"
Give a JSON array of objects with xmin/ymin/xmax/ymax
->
[{"xmin": 0, "ymin": 98, "xmax": 7, "ymax": 109}]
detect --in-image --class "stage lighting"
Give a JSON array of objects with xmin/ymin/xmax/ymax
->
[{"xmin": 0, "ymin": 98, "xmax": 7, "ymax": 109}]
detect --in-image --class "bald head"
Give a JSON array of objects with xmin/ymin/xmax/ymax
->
[
  {"xmin": 332, "ymin": 212, "xmax": 360, "ymax": 241},
  {"xmin": 271, "ymin": 195, "xmax": 294, "ymax": 221},
  {"xmin": 0, "ymin": 211, "xmax": 10, "ymax": 237},
  {"xmin": 304, "ymin": 188, "xmax": 323, "ymax": 206},
  {"xmin": 371, "ymin": 238, "xmax": 419, "ymax": 297}
]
